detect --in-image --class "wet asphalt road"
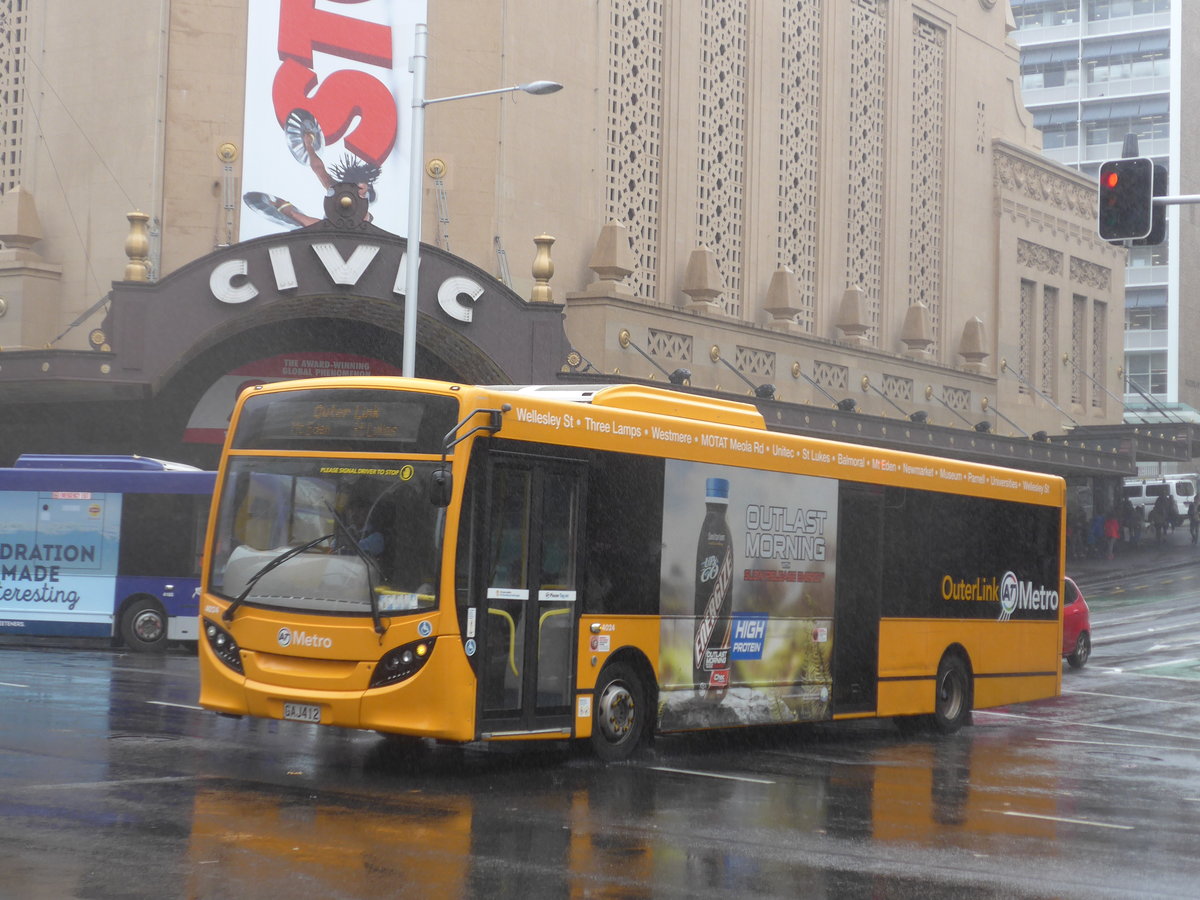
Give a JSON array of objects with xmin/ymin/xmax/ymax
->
[{"xmin": 2, "ymin": 578, "xmax": 1200, "ymax": 900}]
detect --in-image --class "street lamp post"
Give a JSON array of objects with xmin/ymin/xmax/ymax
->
[{"xmin": 402, "ymin": 23, "xmax": 562, "ymax": 377}]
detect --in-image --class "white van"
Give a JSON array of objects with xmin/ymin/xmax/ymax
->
[{"xmin": 1123, "ymin": 474, "xmax": 1198, "ymax": 526}]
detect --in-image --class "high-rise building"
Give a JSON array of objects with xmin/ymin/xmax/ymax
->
[{"xmin": 1013, "ymin": 0, "xmax": 1199, "ymax": 424}]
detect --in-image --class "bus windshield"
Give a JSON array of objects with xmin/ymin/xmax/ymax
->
[{"xmin": 207, "ymin": 457, "xmax": 442, "ymax": 616}]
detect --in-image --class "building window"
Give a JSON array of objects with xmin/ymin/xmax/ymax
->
[
  {"xmin": 1084, "ymin": 114, "xmax": 1168, "ymax": 147},
  {"xmin": 1072, "ymin": 294, "xmax": 1087, "ymax": 405},
  {"xmin": 1125, "ymin": 350, "xmax": 1166, "ymax": 397},
  {"xmin": 1092, "ymin": 300, "xmax": 1106, "ymax": 411},
  {"xmin": 1022, "ymin": 62, "xmax": 1080, "ymax": 90},
  {"xmin": 1039, "ymin": 123, "xmax": 1079, "ymax": 150},
  {"xmin": 844, "ymin": 0, "xmax": 889, "ymax": 345},
  {"xmin": 1127, "ymin": 244, "xmax": 1169, "ymax": 268},
  {"xmin": 606, "ymin": 0, "xmax": 665, "ymax": 303},
  {"xmin": 1020, "ymin": 280, "xmax": 1036, "ymax": 395},
  {"xmin": 1042, "ymin": 286, "xmax": 1059, "ymax": 398},
  {"xmin": 1013, "ymin": 1, "xmax": 1082, "ymax": 30},
  {"xmin": 1125, "ymin": 287, "xmax": 1166, "ymax": 332},
  {"xmin": 908, "ymin": 16, "xmax": 946, "ymax": 352},
  {"xmin": 0, "ymin": 0, "xmax": 28, "ymax": 193},
  {"xmin": 1086, "ymin": 51, "xmax": 1169, "ymax": 85},
  {"xmin": 1087, "ymin": 0, "xmax": 1170, "ymax": 24},
  {"xmin": 775, "ymin": 0, "xmax": 823, "ymax": 334},
  {"xmin": 696, "ymin": 0, "xmax": 748, "ymax": 318}
]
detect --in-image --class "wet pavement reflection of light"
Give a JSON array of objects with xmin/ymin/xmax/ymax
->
[{"xmin": 2, "ymin": 643, "xmax": 1200, "ymax": 898}]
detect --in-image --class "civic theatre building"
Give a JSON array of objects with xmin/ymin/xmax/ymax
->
[{"xmin": 0, "ymin": 0, "xmax": 1180, "ymax": 504}]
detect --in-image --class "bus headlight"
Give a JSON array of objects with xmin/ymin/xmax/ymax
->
[
  {"xmin": 204, "ymin": 618, "xmax": 244, "ymax": 674},
  {"xmin": 369, "ymin": 637, "xmax": 436, "ymax": 688}
]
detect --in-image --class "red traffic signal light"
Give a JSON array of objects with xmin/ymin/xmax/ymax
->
[{"xmin": 1098, "ymin": 157, "xmax": 1153, "ymax": 241}]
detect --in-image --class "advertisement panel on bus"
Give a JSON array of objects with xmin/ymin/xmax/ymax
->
[
  {"xmin": 658, "ymin": 460, "xmax": 838, "ymax": 730},
  {"xmin": 0, "ymin": 490, "xmax": 121, "ymax": 637}
]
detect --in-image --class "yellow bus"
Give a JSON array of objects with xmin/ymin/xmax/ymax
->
[{"xmin": 198, "ymin": 378, "xmax": 1065, "ymax": 761}]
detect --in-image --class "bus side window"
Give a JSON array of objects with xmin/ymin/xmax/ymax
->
[
  {"xmin": 583, "ymin": 451, "xmax": 664, "ymax": 615},
  {"xmin": 539, "ymin": 473, "xmax": 578, "ymax": 588},
  {"xmin": 489, "ymin": 468, "xmax": 530, "ymax": 589},
  {"xmin": 120, "ymin": 494, "xmax": 201, "ymax": 578}
]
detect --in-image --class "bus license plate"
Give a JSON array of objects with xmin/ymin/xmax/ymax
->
[{"xmin": 283, "ymin": 702, "xmax": 321, "ymax": 723}]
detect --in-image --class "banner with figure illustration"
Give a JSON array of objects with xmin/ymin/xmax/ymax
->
[
  {"xmin": 240, "ymin": 0, "xmax": 427, "ymax": 240},
  {"xmin": 0, "ymin": 492, "xmax": 120, "ymax": 635},
  {"xmin": 658, "ymin": 461, "xmax": 838, "ymax": 731}
]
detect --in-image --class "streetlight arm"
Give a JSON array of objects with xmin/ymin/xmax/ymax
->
[
  {"xmin": 424, "ymin": 85, "xmax": 523, "ymax": 106},
  {"xmin": 401, "ymin": 22, "xmax": 561, "ymax": 378},
  {"xmin": 424, "ymin": 81, "xmax": 561, "ymax": 107}
]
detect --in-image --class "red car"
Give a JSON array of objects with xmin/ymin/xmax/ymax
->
[{"xmin": 1062, "ymin": 576, "xmax": 1091, "ymax": 668}]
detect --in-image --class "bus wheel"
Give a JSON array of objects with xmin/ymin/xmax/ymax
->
[
  {"xmin": 932, "ymin": 654, "xmax": 971, "ymax": 733},
  {"xmin": 120, "ymin": 598, "xmax": 168, "ymax": 652},
  {"xmin": 591, "ymin": 662, "xmax": 646, "ymax": 762}
]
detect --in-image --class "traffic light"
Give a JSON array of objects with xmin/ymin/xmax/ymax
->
[
  {"xmin": 1097, "ymin": 157, "xmax": 1153, "ymax": 241},
  {"xmin": 1134, "ymin": 163, "xmax": 1168, "ymax": 247}
]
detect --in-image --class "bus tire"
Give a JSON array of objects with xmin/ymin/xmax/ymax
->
[
  {"xmin": 932, "ymin": 653, "xmax": 971, "ymax": 734},
  {"xmin": 120, "ymin": 597, "xmax": 168, "ymax": 652},
  {"xmin": 591, "ymin": 662, "xmax": 646, "ymax": 763}
]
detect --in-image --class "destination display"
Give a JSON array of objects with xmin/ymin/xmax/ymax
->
[{"xmin": 232, "ymin": 390, "xmax": 459, "ymax": 453}]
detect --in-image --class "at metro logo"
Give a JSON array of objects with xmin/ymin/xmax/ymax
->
[{"xmin": 273, "ymin": 0, "xmax": 398, "ymax": 166}]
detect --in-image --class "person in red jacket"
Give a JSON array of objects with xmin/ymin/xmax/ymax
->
[{"xmin": 1104, "ymin": 510, "xmax": 1121, "ymax": 560}]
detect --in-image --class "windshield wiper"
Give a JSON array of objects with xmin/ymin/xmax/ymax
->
[
  {"xmin": 326, "ymin": 502, "xmax": 386, "ymax": 635},
  {"xmin": 222, "ymin": 532, "xmax": 334, "ymax": 623}
]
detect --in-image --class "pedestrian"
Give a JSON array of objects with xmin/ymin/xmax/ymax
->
[
  {"xmin": 1069, "ymin": 504, "xmax": 1091, "ymax": 560},
  {"xmin": 1104, "ymin": 510, "xmax": 1120, "ymax": 560},
  {"xmin": 1151, "ymin": 493, "xmax": 1171, "ymax": 542},
  {"xmin": 1089, "ymin": 512, "xmax": 1105, "ymax": 557},
  {"xmin": 1189, "ymin": 498, "xmax": 1199, "ymax": 545},
  {"xmin": 1118, "ymin": 496, "xmax": 1137, "ymax": 547}
]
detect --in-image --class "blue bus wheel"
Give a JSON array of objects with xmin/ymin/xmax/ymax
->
[{"xmin": 120, "ymin": 598, "xmax": 168, "ymax": 652}]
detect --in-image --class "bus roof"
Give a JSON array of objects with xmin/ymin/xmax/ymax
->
[
  {"xmin": 14, "ymin": 454, "xmax": 202, "ymax": 472},
  {"xmin": 0, "ymin": 456, "xmax": 214, "ymax": 494},
  {"xmin": 490, "ymin": 384, "xmax": 766, "ymax": 430}
]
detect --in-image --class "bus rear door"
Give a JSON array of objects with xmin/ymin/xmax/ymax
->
[{"xmin": 832, "ymin": 482, "xmax": 883, "ymax": 714}]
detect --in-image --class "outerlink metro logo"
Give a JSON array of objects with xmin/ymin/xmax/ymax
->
[
  {"xmin": 277, "ymin": 627, "xmax": 333, "ymax": 649},
  {"xmin": 998, "ymin": 571, "xmax": 1059, "ymax": 622}
]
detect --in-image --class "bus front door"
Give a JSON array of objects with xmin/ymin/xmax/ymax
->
[{"xmin": 478, "ymin": 458, "xmax": 583, "ymax": 737}]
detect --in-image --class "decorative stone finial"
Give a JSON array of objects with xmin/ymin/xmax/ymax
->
[
  {"xmin": 572, "ymin": 219, "xmax": 635, "ymax": 301},
  {"xmin": 681, "ymin": 246, "xmax": 723, "ymax": 313},
  {"xmin": 124, "ymin": 211, "xmax": 151, "ymax": 282},
  {"xmin": 763, "ymin": 267, "xmax": 804, "ymax": 333},
  {"xmin": 958, "ymin": 316, "xmax": 990, "ymax": 373},
  {"xmin": 0, "ymin": 187, "xmax": 43, "ymax": 251},
  {"xmin": 835, "ymin": 285, "xmax": 869, "ymax": 346},
  {"xmin": 531, "ymin": 234, "xmax": 555, "ymax": 303},
  {"xmin": 900, "ymin": 301, "xmax": 934, "ymax": 359}
]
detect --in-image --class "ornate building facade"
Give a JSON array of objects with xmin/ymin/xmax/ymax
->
[{"xmin": 0, "ymin": 1, "xmax": 1141, "ymax": 486}]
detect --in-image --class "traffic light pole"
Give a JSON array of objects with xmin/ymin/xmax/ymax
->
[{"xmin": 1153, "ymin": 196, "xmax": 1200, "ymax": 205}]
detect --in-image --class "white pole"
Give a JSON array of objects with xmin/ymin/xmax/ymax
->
[{"xmin": 402, "ymin": 24, "xmax": 428, "ymax": 379}]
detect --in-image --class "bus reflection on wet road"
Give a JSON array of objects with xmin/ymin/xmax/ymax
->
[{"xmin": 1, "ymin": 640, "xmax": 1199, "ymax": 899}]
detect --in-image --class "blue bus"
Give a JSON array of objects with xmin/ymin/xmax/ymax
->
[{"xmin": 0, "ymin": 455, "xmax": 215, "ymax": 651}]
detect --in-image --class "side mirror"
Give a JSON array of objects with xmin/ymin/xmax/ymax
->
[{"xmin": 429, "ymin": 467, "xmax": 452, "ymax": 507}]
